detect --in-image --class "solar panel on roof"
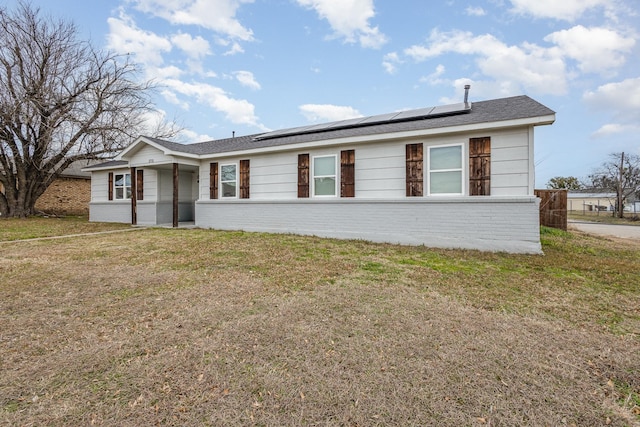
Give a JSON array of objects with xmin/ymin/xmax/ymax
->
[
  {"xmin": 392, "ymin": 106, "xmax": 436, "ymax": 121},
  {"xmin": 256, "ymin": 124, "xmax": 318, "ymax": 139},
  {"xmin": 325, "ymin": 116, "xmax": 368, "ymax": 129},
  {"xmin": 253, "ymin": 101, "xmax": 471, "ymax": 141},
  {"xmin": 357, "ymin": 111, "xmax": 402, "ymax": 124},
  {"xmin": 429, "ymin": 102, "xmax": 470, "ymax": 116}
]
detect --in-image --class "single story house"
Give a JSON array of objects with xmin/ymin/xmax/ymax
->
[
  {"xmin": 567, "ymin": 191, "xmax": 616, "ymax": 213},
  {"xmin": 84, "ymin": 93, "xmax": 555, "ymax": 253}
]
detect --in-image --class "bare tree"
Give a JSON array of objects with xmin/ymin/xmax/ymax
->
[
  {"xmin": 0, "ymin": 2, "xmax": 179, "ymax": 217},
  {"xmin": 588, "ymin": 152, "xmax": 640, "ymax": 218}
]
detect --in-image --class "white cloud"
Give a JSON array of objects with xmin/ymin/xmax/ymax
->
[
  {"xmin": 295, "ymin": 0, "xmax": 388, "ymax": 49},
  {"xmin": 131, "ymin": 0, "xmax": 255, "ymax": 41},
  {"xmin": 107, "ymin": 14, "xmax": 172, "ymax": 67},
  {"xmin": 404, "ymin": 30, "xmax": 567, "ymax": 95},
  {"xmin": 299, "ymin": 104, "xmax": 363, "ymax": 122},
  {"xmin": 419, "ymin": 64, "xmax": 447, "ymax": 86},
  {"xmin": 163, "ymin": 79, "xmax": 265, "ymax": 128},
  {"xmin": 584, "ymin": 77, "xmax": 640, "ymax": 138},
  {"xmin": 583, "ymin": 77, "xmax": 640, "ymax": 113},
  {"xmin": 509, "ymin": 0, "xmax": 610, "ymax": 21},
  {"xmin": 171, "ymin": 33, "xmax": 212, "ymax": 59},
  {"xmin": 160, "ymin": 89, "xmax": 190, "ymax": 110},
  {"xmin": 465, "ymin": 6, "xmax": 486, "ymax": 16},
  {"xmin": 234, "ymin": 71, "xmax": 261, "ymax": 90},
  {"xmin": 175, "ymin": 128, "xmax": 216, "ymax": 143},
  {"xmin": 223, "ymin": 42, "xmax": 245, "ymax": 56},
  {"xmin": 544, "ymin": 26, "xmax": 635, "ymax": 75},
  {"xmin": 591, "ymin": 123, "xmax": 640, "ymax": 138},
  {"xmin": 382, "ymin": 52, "xmax": 402, "ymax": 74},
  {"xmin": 152, "ymin": 65, "xmax": 185, "ymax": 80},
  {"xmin": 107, "ymin": 14, "xmax": 218, "ymax": 79}
]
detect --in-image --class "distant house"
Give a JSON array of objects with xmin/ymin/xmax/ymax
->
[
  {"xmin": 1, "ymin": 160, "xmax": 94, "ymax": 216},
  {"xmin": 567, "ymin": 191, "xmax": 616, "ymax": 213},
  {"xmin": 34, "ymin": 160, "xmax": 95, "ymax": 215},
  {"xmin": 84, "ymin": 94, "xmax": 555, "ymax": 253}
]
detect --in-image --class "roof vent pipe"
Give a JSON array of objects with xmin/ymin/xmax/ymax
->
[
  {"xmin": 232, "ymin": 131, "xmax": 235, "ymax": 138},
  {"xmin": 464, "ymin": 84, "xmax": 471, "ymax": 106}
]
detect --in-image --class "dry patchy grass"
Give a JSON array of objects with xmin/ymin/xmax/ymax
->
[
  {"xmin": 0, "ymin": 222, "xmax": 638, "ymax": 426},
  {"xmin": 569, "ymin": 212, "xmax": 640, "ymax": 226},
  {"xmin": 0, "ymin": 216, "xmax": 131, "ymax": 241}
]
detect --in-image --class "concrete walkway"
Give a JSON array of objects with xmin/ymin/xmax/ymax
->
[
  {"xmin": 0, "ymin": 227, "xmax": 144, "ymax": 244},
  {"xmin": 568, "ymin": 220, "xmax": 640, "ymax": 240}
]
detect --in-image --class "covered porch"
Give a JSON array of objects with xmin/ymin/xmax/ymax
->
[{"xmin": 131, "ymin": 162, "xmax": 199, "ymax": 227}]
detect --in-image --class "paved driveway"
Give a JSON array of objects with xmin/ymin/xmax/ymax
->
[{"xmin": 568, "ymin": 221, "xmax": 640, "ymax": 240}]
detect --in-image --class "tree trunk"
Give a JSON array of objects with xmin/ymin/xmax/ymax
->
[{"xmin": 0, "ymin": 179, "xmax": 46, "ymax": 218}]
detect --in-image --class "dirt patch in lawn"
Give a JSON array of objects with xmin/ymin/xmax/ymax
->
[{"xmin": 1, "ymin": 227, "xmax": 638, "ymax": 426}]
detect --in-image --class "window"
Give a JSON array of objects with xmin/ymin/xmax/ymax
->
[
  {"xmin": 220, "ymin": 164, "xmax": 237, "ymax": 198},
  {"xmin": 114, "ymin": 173, "xmax": 131, "ymax": 199},
  {"xmin": 428, "ymin": 144, "xmax": 463, "ymax": 195},
  {"xmin": 313, "ymin": 155, "xmax": 337, "ymax": 196}
]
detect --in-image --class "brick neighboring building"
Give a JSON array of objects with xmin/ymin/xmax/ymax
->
[
  {"xmin": 34, "ymin": 161, "xmax": 96, "ymax": 215},
  {"xmin": 0, "ymin": 160, "xmax": 94, "ymax": 216}
]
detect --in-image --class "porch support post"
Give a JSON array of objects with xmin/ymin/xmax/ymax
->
[
  {"xmin": 130, "ymin": 166, "xmax": 137, "ymax": 225},
  {"xmin": 173, "ymin": 163, "xmax": 179, "ymax": 228}
]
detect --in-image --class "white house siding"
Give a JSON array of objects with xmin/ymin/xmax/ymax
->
[
  {"xmin": 90, "ymin": 170, "xmax": 111, "ymax": 202},
  {"xmin": 89, "ymin": 168, "xmax": 158, "ymax": 202},
  {"xmin": 354, "ymin": 142, "xmax": 405, "ymax": 198},
  {"xmin": 128, "ymin": 144, "xmax": 174, "ymax": 167},
  {"xmin": 489, "ymin": 128, "xmax": 532, "ymax": 196},
  {"xmin": 89, "ymin": 168, "xmax": 132, "ymax": 223},
  {"xmin": 197, "ymin": 127, "xmax": 533, "ymax": 201},
  {"xmin": 89, "ymin": 201, "xmax": 131, "ymax": 223},
  {"xmin": 246, "ymin": 155, "xmax": 298, "ymax": 200},
  {"xmin": 141, "ymin": 169, "xmax": 158, "ymax": 202},
  {"xmin": 194, "ymin": 197, "xmax": 542, "ymax": 254},
  {"xmin": 136, "ymin": 202, "xmax": 157, "ymax": 225},
  {"xmin": 190, "ymin": 127, "xmax": 541, "ymax": 253}
]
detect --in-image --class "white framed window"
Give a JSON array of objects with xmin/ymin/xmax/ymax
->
[
  {"xmin": 114, "ymin": 173, "xmax": 131, "ymax": 200},
  {"xmin": 220, "ymin": 164, "xmax": 237, "ymax": 198},
  {"xmin": 428, "ymin": 144, "xmax": 463, "ymax": 195},
  {"xmin": 312, "ymin": 155, "xmax": 337, "ymax": 197}
]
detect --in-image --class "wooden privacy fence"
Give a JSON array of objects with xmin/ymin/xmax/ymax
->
[{"xmin": 535, "ymin": 189, "xmax": 567, "ymax": 230}]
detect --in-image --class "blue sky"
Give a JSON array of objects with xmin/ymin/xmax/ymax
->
[{"xmin": 10, "ymin": 0, "xmax": 640, "ymax": 187}]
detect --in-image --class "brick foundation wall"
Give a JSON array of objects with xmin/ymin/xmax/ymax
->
[{"xmin": 35, "ymin": 177, "xmax": 91, "ymax": 215}]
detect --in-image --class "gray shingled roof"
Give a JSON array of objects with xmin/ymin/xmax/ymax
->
[
  {"xmin": 89, "ymin": 95, "xmax": 554, "ymax": 169},
  {"xmin": 82, "ymin": 160, "xmax": 128, "ymax": 171},
  {"xmin": 151, "ymin": 95, "xmax": 554, "ymax": 156}
]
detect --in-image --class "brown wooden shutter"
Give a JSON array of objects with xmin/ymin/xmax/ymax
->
[
  {"xmin": 209, "ymin": 162, "xmax": 218, "ymax": 199},
  {"xmin": 340, "ymin": 149, "xmax": 355, "ymax": 197},
  {"xmin": 136, "ymin": 169, "xmax": 144, "ymax": 201},
  {"xmin": 469, "ymin": 137, "xmax": 491, "ymax": 196},
  {"xmin": 108, "ymin": 172, "xmax": 114, "ymax": 200},
  {"xmin": 298, "ymin": 154, "xmax": 310, "ymax": 198},
  {"xmin": 239, "ymin": 159, "xmax": 250, "ymax": 199},
  {"xmin": 406, "ymin": 143, "xmax": 423, "ymax": 197}
]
